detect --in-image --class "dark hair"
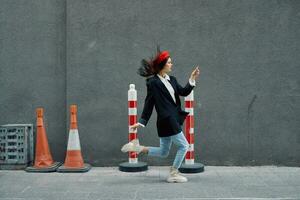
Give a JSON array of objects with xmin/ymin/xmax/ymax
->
[{"xmin": 137, "ymin": 47, "xmax": 169, "ymax": 77}]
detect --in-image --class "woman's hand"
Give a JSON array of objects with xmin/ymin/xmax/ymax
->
[
  {"xmin": 190, "ymin": 66, "xmax": 200, "ymax": 81},
  {"xmin": 129, "ymin": 123, "xmax": 141, "ymax": 131}
]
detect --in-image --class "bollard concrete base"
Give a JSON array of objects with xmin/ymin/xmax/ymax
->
[
  {"xmin": 57, "ymin": 163, "xmax": 91, "ymax": 173},
  {"xmin": 179, "ymin": 162, "xmax": 205, "ymax": 173},
  {"xmin": 25, "ymin": 162, "xmax": 61, "ymax": 173},
  {"xmin": 119, "ymin": 162, "xmax": 148, "ymax": 172}
]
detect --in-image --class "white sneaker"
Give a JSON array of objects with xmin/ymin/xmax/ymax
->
[
  {"xmin": 121, "ymin": 139, "xmax": 144, "ymax": 153},
  {"xmin": 167, "ymin": 167, "xmax": 188, "ymax": 183}
]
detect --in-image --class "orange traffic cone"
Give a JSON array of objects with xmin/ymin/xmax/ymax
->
[
  {"xmin": 57, "ymin": 105, "xmax": 91, "ymax": 172},
  {"xmin": 26, "ymin": 108, "xmax": 61, "ymax": 172}
]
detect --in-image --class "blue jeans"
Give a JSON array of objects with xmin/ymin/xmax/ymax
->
[{"xmin": 148, "ymin": 131, "xmax": 189, "ymax": 169}]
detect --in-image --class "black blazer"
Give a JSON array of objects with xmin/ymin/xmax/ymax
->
[{"xmin": 139, "ymin": 74, "xmax": 194, "ymax": 137}]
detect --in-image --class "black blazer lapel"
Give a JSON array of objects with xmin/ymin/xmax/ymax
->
[
  {"xmin": 168, "ymin": 78, "xmax": 181, "ymax": 106},
  {"xmin": 154, "ymin": 75, "xmax": 178, "ymax": 106},
  {"xmin": 168, "ymin": 78, "xmax": 177, "ymax": 93}
]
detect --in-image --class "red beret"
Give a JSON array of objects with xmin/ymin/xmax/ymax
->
[{"xmin": 155, "ymin": 51, "xmax": 170, "ymax": 65}]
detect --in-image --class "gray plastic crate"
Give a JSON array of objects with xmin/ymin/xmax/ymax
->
[{"xmin": 0, "ymin": 124, "xmax": 34, "ymax": 169}]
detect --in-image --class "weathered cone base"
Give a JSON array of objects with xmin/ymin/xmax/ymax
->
[
  {"xmin": 25, "ymin": 162, "xmax": 61, "ymax": 173},
  {"xmin": 57, "ymin": 163, "xmax": 91, "ymax": 173}
]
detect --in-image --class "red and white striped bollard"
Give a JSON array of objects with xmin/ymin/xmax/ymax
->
[
  {"xmin": 128, "ymin": 84, "xmax": 138, "ymax": 163},
  {"xmin": 179, "ymin": 90, "xmax": 204, "ymax": 173},
  {"xmin": 119, "ymin": 84, "xmax": 148, "ymax": 172}
]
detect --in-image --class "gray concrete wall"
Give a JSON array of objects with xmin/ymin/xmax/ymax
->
[
  {"xmin": 0, "ymin": 0, "xmax": 67, "ymax": 161},
  {"xmin": 1, "ymin": 0, "xmax": 299, "ymax": 166}
]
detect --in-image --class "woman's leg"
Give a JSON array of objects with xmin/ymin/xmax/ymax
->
[
  {"xmin": 170, "ymin": 131, "xmax": 189, "ymax": 169},
  {"xmin": 147, "ymin": 136, "xmax": 172, "ymax": 158}
]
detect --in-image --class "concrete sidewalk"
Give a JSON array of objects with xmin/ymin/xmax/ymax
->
[{"xmin": 0, "ymin": 166, "xmax": 299, "ymax": 200}]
